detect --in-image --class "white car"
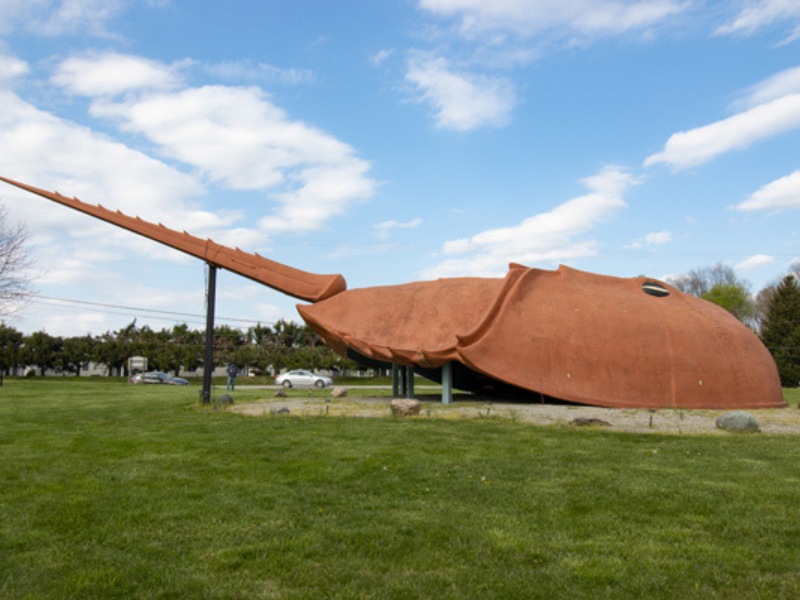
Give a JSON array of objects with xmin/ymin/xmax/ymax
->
[{"xmin": 275, "ymin": 369, "xmax": 333, "ymax": 389}]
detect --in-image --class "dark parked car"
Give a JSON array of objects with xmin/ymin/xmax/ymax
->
[{"xmin": 130, "ymin": 371, "xmax": 189, "ymax": 386}]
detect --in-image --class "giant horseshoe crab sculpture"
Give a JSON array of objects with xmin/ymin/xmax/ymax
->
[{"xmin": 0, "ymin": 176, "xmax": 784, "ymax": 409}]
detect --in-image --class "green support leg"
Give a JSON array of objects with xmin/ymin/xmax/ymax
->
[
  {"xmin": 442, "ymin": 362, "xmax": 453, "ymax": 405},
  {"xmin": 406, "ymin": 365, "xmax": 415, "ymax": 399},
  {"xmin": 391, "ymin": 364, "xmax": 400, "ymax": 396}
]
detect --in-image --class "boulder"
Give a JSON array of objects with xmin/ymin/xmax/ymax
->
[
  {"xmin": 331, "ymin": 386, "xmax": 348, "ymax": 398},
  {"xmin": 273, "ymin": 406, "xmax": 290, "ymax": 415},
  {"xmin": 570, "ymin": 417, "xmax": 611, "ymax": 427},
  {"xmin": 217, "ymin": 393, "xmax": 234, "ymax": 406},
  {"xmin": 274, "ymin": 389, "xmax": 287, "ymax": 398},
  {"xmin": 716, "ymin": 411, "xmax": 760, "ymax": 433},
  {"xmin": 390, "ymin": 399, "xmax": 422, "ymax": 417}
]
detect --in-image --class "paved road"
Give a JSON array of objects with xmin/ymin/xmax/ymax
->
[{"xmin": 222, "ymin": 384, "xmax": 442, "ymax": 391}]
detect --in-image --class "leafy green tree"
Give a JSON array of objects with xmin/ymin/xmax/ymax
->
[
  {"xmin": 170, "ymin": 323, "xmax": 203, "ymax": 376},
  {"xmin": 94, "ymin": 321, "xmax": 137, "ymax": 377},
  {"xmin": 753, "ymin": 261, "xmax": 800, "ymax": 333},
  {"xmin": 245, "ymin": 323, "xmax": 275, "ymax": 374},
  {"xmin": 230, "ymin": 344, "xmax": 255, "ymax": 374},
  {"xmin": 760, "ymin": 274, "xmax": 800, "ymax": 387},
  {"xmin": 22, "ymin": 330, "xmax": 62, "ymax": 376},
  {"xmin": 701, "ymin": 282, "xmax": 755, "ymax": 326},
  {"xmin": 212, "ymin": 325, "xmax": 246, "ymax": 367},
  {"xmin": 58, "ymin": 335, "xmax": 96, "ymax": 376},
  {"xmin": 94, "ymin": 335, "xmax": 129, "ymax": 377},
  {"xmin": 0, "ymin": 323, "xmax": 23, "ymax": 381},
  {"xmin": 248, "ymin": 323, "xmax": 273, "ymax": 346},
  {"xmin": 136, "ymin": 326, "xmax": 170, "ymax": 372},
  {"xmin": 667, "ymin": 262, "xmax": 755, "ymax": 328},
  {"xmin": 137, "ymin": 324, "xmax": 205, "ymax": 376},
  {"xmin": 247, "ymin": 320, "xmax": 358, "ymax": 375}
]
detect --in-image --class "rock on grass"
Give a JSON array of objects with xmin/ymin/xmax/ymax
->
[{"xmin": 716, "ymin": 411, "xmax": 760, "ymax": 433}]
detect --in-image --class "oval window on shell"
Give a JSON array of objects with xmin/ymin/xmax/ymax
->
[{"xmin": 642, "ymin": 281, "xmax": 669, "ymax": 297}]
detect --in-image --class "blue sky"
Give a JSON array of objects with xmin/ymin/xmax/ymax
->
[{"xmin": 1, "ymin": 0, "xmax": 800, "ymax": 337}]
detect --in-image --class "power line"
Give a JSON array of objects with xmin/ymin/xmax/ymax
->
[{"xmin": 24, "ymin": 293, "xmax": 274, "ymax": 328}]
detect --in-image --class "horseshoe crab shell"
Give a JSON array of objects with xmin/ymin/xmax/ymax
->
[
  {"xmin": 0, "ymin": 176, "xmax": 785, "ymax": 409},
  {"xmin": 300, "ymin": 264, "xmax": 784, "ymax": 409}
]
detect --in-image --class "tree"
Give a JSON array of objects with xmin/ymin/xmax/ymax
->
[
  {"xmin": 136, "ymin": 325, "xmax": 170, "ymax": 372},
  {"xmin": 760, "ymin": 274, "xmax": 800, "ymax": 387},
  {"xmin": 0, "ymin": 323, "xmax": 23, "ymax": 382},
  {"xmin": 170, "ymin": 323, "xmax": 203, "ymax": 375},
  {"xmin": 212, "ymin": 325, "xmax": 246, "ymax": 368},
  {"xmin": 667, "ymin": 263, "xmax": 755, "ymax": 328},
  {"xmin": 701, "ymin": 282, "xmax": 755, "ymax": 325},
  {"xmin": 22, "ymin": 330, "xmax": 62, "ymax": 376},
  {"xmin": 94, "ymin": 321, "xmax": 137, "ymax": 377},
  {"xmin": 753, "ymin": 261, "xmax": 800, "ymax": 333},
  {"xmin": 0, "ymin": 202, "xmax": 33, "ymax": 317},
  {"xmin": 58, "ymin": 335, "xmax": 96, "ymax": 376}
]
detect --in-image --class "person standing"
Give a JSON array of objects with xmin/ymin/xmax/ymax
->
[{"xmin": 226, "ymin": 362, "xmax": 239, "ymax": 391}]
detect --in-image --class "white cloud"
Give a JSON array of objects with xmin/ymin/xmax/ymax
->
[
  {"xmin": 258, "ymin": 162, "xmax": 375, "ymax": 233},
  {"xmin": 0, "ymin": 54, "xmax": 29, "ymax": 85},
  {"xmin": 736, "ymin": 254, "xmax": 776, "ymax": 271},
  {"xmin": 408, "ymin": 1, "xmax": 686, "ymax": 130},
  {"xmin": 88, "ymin": 83, "xmax": 375, "ymax": 233},
  {"xmin": 406, "ymin": 55, "xmax": 517, "ymax": 131},
  {"xmin": 52, "ymin": 52, "xmax": 186, "ymax": 96},
  {"xmin": 0, "ymin": 47, "xmax": 377, "ymax": 330},
  {"xmin": 626, "ymin": 229, "xmax": 672, "ymax": 248},
  {"xmin": 0, "ymin": 89, "xmax": 204, "ymax": 228},
  {"xmin": 374, "ymin": 217, "xmax": 422, "ymax": 238},
  {"xmin": 0, "ymin": 0, "xmax": 39, "ymax": 35},
  {"xmin": 735, "ymin": 64, "xmax": 800, "ymax": 109},
  {"xmin": 34, "ymin": 310, "xmax": 113, "ymax": 338},
  {"xmin": 369, "ymin": 49, "xmax": 394, "ymax": 66},
  {"xmin": 733, "ymin": 170, "xmax": 800, "ymax": 211},
  {"xmin": 40, "ymin": 0, "xmax": 127, "ymax": 36},
  {"xmin": 420, "ymin": 166, "xmax": 637, "ymax": 278},
  {"xmin": 254, "ymin": 302, "xmax": 288, "ymax": 323},
  {"xmin": 1, "ymin": 0, "xmax": 133, "ymax": 38},
  {"xmin": 203, "ymin": 60, "xmax": 316, "ymax": 85},
  {"xmin": 418, "ymin": 0, "xmax": 688, "ymax": 39},
  {"xmin": 716, "ymin": 0, "xmax": 800, "ymax": 43},
  {"xmin": 644, "ymin": 230, "xmax": 672, "ymax": 245},
  {"xmin": 644, "ymin": 93, "xmax": 800, "ymax": 170},
  {"xmin": 117, "ymin": 282, "xmax": 204, "ymax": 312},
  {"xmin": 35, "ymin": 254, "xmax": 114, "ymax": 285},
  {"xmin": 0, "ymin": 86, "xmax": 279, "ymax": 281}
]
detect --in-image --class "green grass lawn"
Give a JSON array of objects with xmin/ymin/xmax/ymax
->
[
  {"xmin": 782, "ymin": 387, "xmax": 800, "ymax": 407},
  {"xmin": 2, "ymin": 379, "xmax": 800, "ymax": 599}
]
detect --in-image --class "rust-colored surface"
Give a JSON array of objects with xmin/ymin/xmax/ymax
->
[
  {"xmin": 0, "ymin": 177, "xmax": 345, "ymax": 303},
  {"xmin": 461, "ymin": 265, "xmax": 784, "ymax": 409},
  {"xmin": 1, "ymin": 176, "xmax": 785, "ymax": 409},
  {"xmin": 298, "ymin": 276, "xmax": 507, "ymax": 367},
  {"xmin": 301, "ymin": 265, "xmax": 784, "ymax": 409}
]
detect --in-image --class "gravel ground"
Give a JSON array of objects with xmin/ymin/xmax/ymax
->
[{"xmin": 230, "ymin": 393, "xmax": 800, "ymax": 435}]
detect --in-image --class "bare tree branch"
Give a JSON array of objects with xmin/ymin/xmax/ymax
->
[{"xmin": 0, "ymin": 202, "xmax": 33, "ymax": 318}]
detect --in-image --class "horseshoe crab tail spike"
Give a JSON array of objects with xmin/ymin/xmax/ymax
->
[{"xmin": 0, "ymin": 176, "xmax": 346, "ymax": 303}]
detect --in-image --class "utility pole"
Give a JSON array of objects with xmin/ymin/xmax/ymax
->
[{"xmin": 201, "ymin": 263, "xmax": 217, "ymax": 404}]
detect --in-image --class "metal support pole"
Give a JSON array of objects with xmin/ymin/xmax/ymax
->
[
  {"xmin": 391, "ymin": 364, "xmax": 400, "ymax": 396},
  {"xmin": 406, "ymin": 365, "xmax": 415, "ymax": 399},
  {"xmin": 201, "ymin": 263, "xmax": 217, "ymax": 404},
  {"xmin": 442, "ymin": 362, "xmax": 453, "ymax": 405}
]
